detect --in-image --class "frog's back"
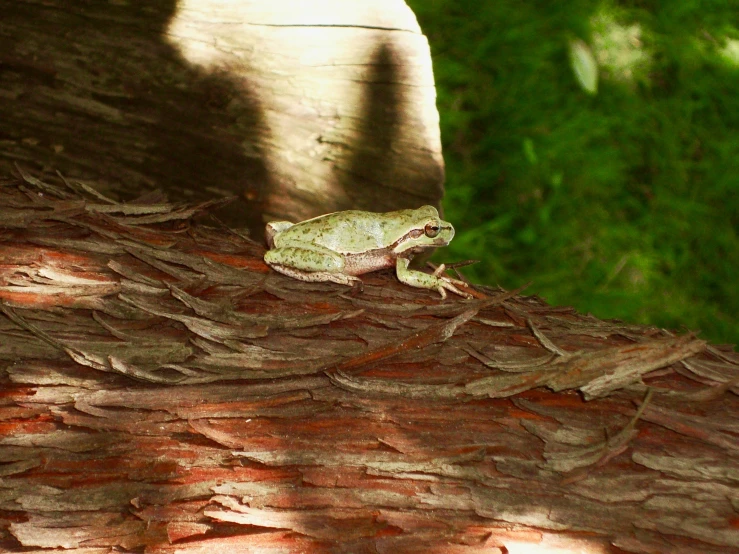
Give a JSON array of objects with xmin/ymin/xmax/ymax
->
[{"xmin": 276, "ymin": 211, "xmax": 391, "ymax": 253}]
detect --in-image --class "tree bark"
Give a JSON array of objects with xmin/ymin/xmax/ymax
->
[
  {"xmin": 1, "ymin": 172, "xmax": 737, "ymax": 553},
  {"xmin": 0, "ymin": 0, "xmax": 444, "ymax": 235}
]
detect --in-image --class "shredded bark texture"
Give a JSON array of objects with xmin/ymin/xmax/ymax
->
[{"xmin": 1, "ymin": 172, "xmax": 737, "ymax": 553}]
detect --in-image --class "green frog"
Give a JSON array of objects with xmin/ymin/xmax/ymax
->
[{"xmin": 264, "ymin": 205, "xmax": 470, "ymax": 299}]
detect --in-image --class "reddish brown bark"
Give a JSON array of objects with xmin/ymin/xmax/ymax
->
[{"xmin": 1, "ymin": 172, "xmax": 737, "ymax": 553}]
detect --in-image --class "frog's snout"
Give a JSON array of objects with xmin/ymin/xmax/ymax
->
[{"xmin": 437, "ymin": 224, "xmax": 454, "ymax": 244}]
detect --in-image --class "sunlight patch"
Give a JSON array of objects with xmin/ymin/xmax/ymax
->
[
  {"xmin": 504, "ymin": 536, "xmax": 608, "ymax": 554},
  {"xmin": 591, "ymin": 12, "xmax": 651, "ymax": 85},
  {"xmin": 719, "ymin": 38, "xmax": 739, "ymax": 67}
]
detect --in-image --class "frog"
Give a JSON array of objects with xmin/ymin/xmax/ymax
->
[{"xmin": 263, "ymin": 205, "xmax": 471, "ymax": 299}]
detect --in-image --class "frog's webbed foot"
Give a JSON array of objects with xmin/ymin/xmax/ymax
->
[
  {"xmin": 430, "ymin": 263, "xmax": 472, "ymax": 299},
  {"xmin": 268, "ymin": 264, "xmax": 363, "ymax": 289},
  {"xmin": 396, "ymin": 258, "xmax": 472, "ymax": 299}
]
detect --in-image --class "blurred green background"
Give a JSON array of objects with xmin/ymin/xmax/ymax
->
[{"xmin": 408, "ymin": 0, "xmax": 738, "ymax": 347}]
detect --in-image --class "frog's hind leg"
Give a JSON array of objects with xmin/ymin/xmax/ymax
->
[
  {"xmin": 264, "ymin": 243, "xmax": 363, "ymax": 289},
  {"xmin": 268, "ymin": 264, "xmax": 363, "ymax": 288}
]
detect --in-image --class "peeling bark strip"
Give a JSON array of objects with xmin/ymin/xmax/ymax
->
[{"xmin": 1, "ymin": 173, "xmax": 738, "ymax": 553}]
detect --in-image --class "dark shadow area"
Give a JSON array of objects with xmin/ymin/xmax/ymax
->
[
  {"xmin": 343, "ymin": 41, "xmax": 408, "ymax": 211},
  {"xmin": 0, "ymin": 0, "xmax": 271, "ymax": 235}
]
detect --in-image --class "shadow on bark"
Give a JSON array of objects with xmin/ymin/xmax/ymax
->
[
  {"xmin": 0, "ymin": 0, "xmax": 271, "ymax": 234},
  {"xmin": 344, "ymin": 41, "xmax": 415, "ymax": 210}
]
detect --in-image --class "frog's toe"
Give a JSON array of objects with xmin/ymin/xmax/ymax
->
[
  {"xmin": 439, "ymin": 278, "xmax": 473, "ymax": 299},
  {"xmin": 324, "ymin": 273, "xmax": 363, "ymax": 288},
  {"xmin": 432, "ymin": 263, "xmax": 447, "ymax": 278},
  {"xmin": 432, "ymin": 265, "xmax": 469, "ymax": 291}
]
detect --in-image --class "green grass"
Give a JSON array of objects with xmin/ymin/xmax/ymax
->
[{"xmin": 408, "ymin": 0, "xmax": 739, "ymax": 347}]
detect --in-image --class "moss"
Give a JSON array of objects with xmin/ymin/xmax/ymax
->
[{"xmin": 411, "ymin": 0, "xmax": 739, "ymax": 346}]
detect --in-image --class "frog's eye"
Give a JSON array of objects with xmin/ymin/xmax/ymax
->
[{"xmin": 424, "ymin": 223, "xmax": 440, "ymax": 238}]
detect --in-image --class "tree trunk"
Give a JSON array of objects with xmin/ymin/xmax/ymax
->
[
  {"xmin": 1, "ymin": 172, "xmax": 737, "ymax": 553},
  {"xmin": 0, "ymin": 0, "xmax": 444, "ymax": 236}
]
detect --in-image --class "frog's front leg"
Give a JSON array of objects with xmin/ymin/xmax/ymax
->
[
  {"xmin": 395, "ymin": 257, "xmax": 471, "ymax": 299},
  {"xmin": 264, "ymin": 243, "xmax": 362, "ymax": 287}
]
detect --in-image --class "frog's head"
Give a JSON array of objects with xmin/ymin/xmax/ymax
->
[{"xmin": 391, "ymin": 205, "xmax": 455, "ymax": 255}]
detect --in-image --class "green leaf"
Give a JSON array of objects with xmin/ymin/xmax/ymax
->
[
  {"xmin": 569, "ymin": 39, "xmax": 599, "ymax": 94},
  {"xmin": 523, "ymin": 138, "xmax": 538, "ymax": 165}
]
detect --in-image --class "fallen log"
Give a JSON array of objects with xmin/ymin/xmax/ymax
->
[{"xmin": 0, "ymin": 172, "xmax": 737, "ymax": 553}]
